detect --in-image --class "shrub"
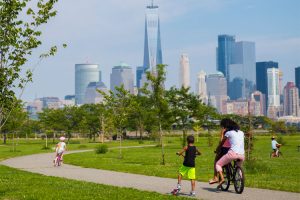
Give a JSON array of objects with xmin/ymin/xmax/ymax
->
[
  {"xmin": 138, "ymin": 140, "xmax": 144, "ymax": 144},
  {"xmin": 277, "ymin": 136, "xmax": 286, "ymax": 145},
  {"xmin": 68, "ymin": 140, "xmax": 80, "ymax": 144},
  {"xmin": 78, "ymin": 145, "xmax": 87, "ymax": 149},
  {"xmin": 95, "ymin": 145, "xmax": 108, "ymax": 154}
]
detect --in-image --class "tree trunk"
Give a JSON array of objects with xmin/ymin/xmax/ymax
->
[
  {"xmin": 182, "ymin": 128, "xmax": 187, "ymax": 147},
  {"xmin": 118, "ymin": 128, "xmax": 122, "ymax": 159},
  {"xmin": 159, "ymin": 122, "xmax": 165, "ymax": 165}
]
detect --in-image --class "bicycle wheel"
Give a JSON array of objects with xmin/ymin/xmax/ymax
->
[
  {"xmin": 234, "ymin": 166, "xmax": 244, "ymax": 194},
  {"xmin": 220, "ymin": 165, "xmax": 230, "ymax": 191}
]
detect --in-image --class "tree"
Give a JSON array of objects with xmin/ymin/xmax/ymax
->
[
  {"xmin": 0, "ymin": 0, "xmax": 64, "ymax": 136},
  {"xmin": 166, "ymin": 86, "xmax": 201, "ymax": 147},
  {"xmin": 146, "ymin": 64, "xmax": 170, "ymax": 165},
  {"xmin": 1, "ymin": 100, "xmax": 27, "ymax": 145},
  {"xmin": 99, "ymin": 85, "xmax": 132, "ymax": 158}
]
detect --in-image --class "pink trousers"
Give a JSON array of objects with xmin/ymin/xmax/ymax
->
[{"xmin": 216, "ymin": 150, "xmax": 245, "ymax": 172}]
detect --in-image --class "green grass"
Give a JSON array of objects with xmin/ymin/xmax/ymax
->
[
  {"xmin": 64, "ymin": 135, "xmax": 300, "ymax": 193},
  {"xmin": 0, "ymin": 138, "xmax": 156, "ymax": 161},
  {"xmin": 0, "ymin": 165, "xmax": 189, "ymax": 200}
]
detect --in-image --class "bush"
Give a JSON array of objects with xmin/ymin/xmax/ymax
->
[
  {"xmin": 138, "ymin": 140, "xmax": 144, "ymax": 144},
  {"xmin": 68, "ymin": 140, "xmax": 80, "ymax": 144},
  {"xmin": 277, "ymin": 136, "xmax": 286, "ymax": 145},
  {"xmin": 78, "ymin": 145, "xmax": 87, "ymax": 149},
  {"xmin": 244, "ymin": 158, "xmax": 270, "ymax": 174},
  {"xmin": 95, "ymin": 145, "xmax": 108, "ymax": 154},
  {"xmin": 41, "ymin": 146, "xmax": 50, "ymax": 150}
]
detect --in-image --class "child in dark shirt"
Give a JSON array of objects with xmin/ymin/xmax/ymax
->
[{"xmin": 173, "ymin": 135, "xmax": 201, "ymax": 196}]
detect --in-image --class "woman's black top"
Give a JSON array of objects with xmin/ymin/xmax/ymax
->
[{"xmin": 183, "ymin": 145, "xmax": 197, "ymax": 167}]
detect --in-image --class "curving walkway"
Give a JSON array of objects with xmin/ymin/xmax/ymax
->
[{"xmin": 1, "ymin": 149, "xmax": 299, "ymax": 200}]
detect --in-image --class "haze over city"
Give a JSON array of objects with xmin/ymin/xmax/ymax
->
[{"xmin": 23, "ymin": 0, "xmax": 300, "ymax": 101}]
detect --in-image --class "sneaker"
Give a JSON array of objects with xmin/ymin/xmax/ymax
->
[{"xmin": 189, "ymin": 191, "xmax": 196, "ymax": 196}]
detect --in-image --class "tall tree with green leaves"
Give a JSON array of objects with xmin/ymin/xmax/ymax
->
[
  {"xmin": 0, "ymin": 0, "xmax": 64, "ymax": 136},
  {"xmin": 146, "ymin": 64, "xmax": 170, "ymax": 165},
  {"xmin": 99, "ymin": 85, "xmax": 132, "ymax": 158}
]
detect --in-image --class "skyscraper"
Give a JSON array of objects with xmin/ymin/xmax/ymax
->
[
  {"xmin": 217, "ymin": 35, "xmax": 235, "ymax": 79},
  {"xmin": 283, "ymin": 82, "xmax": 299, "ymax": 117},
  {"xmin": 229, "ymin": 41, "xmax": 256, "ymax": 99},
  {"xmin": 179, "ymin": 54, "xmax": 190, "ymax": 88},
  {"xmin": 110, "ymin": 62, "xmax": 134, "ymax": 94},
  {"xmin": 75, "ymin": 64, "xmax": 101, "ymax": 105},
  {"xmin": 137, "ymin": 1, "xmax": 163, "ymax": 88},
  {"xmin": 196, "ymin": 71, "xmax": 207, "ymax": 104},
  {"xmin": 84, "ymin": 81, "xmax": 108, "ymax": 104},
  {"xmin": 256, "ymin": 61, "xmax": 279, "ymax": 110},
  {"xmin": 267, "ymin": 68, "xmax": 280, "ymax": 118},
  {"xmin": 295, "ymin": 66, "xmax": 300, "ymax": 98},
  {"xmin": 207, "ymin": 72, "xmax": 228, "ymax": 112},
  {"xmin": 143, "ymin": 0, "xmax": 163, "ymax": 71}
]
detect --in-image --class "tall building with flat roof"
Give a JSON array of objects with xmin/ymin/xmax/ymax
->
[
  {"xmin": 207, "ymin": 72, "xmax": 228, "ymax": 112},
  {"xmin": 256, "ymin": 61, "xmax": 278, "ymax": 110},
  {"xmin": 84, "ymin": 81, "xmax": 108, "ymax": 104},
  {"xmin": 75, "ymin": 64, "xmax": 101, "ymax": 105},
  {"xmin": 295, "ymin": 66, "xmax": 300, "ymax": 98},
  {"xmin": 229, "ymin": 41, "xmax": 256, "ymax": 99},
  {"xmin": 217, "ymin": 35, "xmax": 235, "ymax": 79},
  {"xmin": 179, "ymin": 54, "xmax": 190, "ymax": 88},
  {"xmin": 283, "ymin": 82, "xmax": 299, "ymax": 117},
  {"xmin": 267, "ymin": 68, "xmax": 280, "ymax": 118},
  {"xmin": 110, "ymin": 62, "xmax": 134, "ymax": 94},
  {"xmin": 196, "ymin": 71, "xmax": 207, "ymax": 104}
]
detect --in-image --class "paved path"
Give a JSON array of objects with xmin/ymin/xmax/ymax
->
[{"xmin": 1, "ymin": 149, "xmax": 299, "ymax": 200}]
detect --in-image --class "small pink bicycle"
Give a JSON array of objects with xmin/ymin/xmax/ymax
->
[{"xmin": 54, "ymin": 153, "xmax": 63, "ymax": 167}]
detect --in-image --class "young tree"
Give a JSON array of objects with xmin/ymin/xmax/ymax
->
[
  {"xmin": 99, "ymin": 85, "xmax": 132, "ymax": 158},
  {"xmin": 0, "ymin": 0, "xmax": 63, "ymax": 135},
  {"xmin": 146, "ymin": 64, "xmax": 170, "ymax": 165}
]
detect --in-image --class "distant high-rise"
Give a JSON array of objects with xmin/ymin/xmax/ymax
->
[
  {"xmin": 196, "ymin": 71, "xmax": 208, "ymax": 104},
  {"xmin": 250, "ymin": 91, "xmax": 265, "ymax": 116},
  {"xmin": 179, "ymin": 54, "xmax": 190, "ymax": 88},
  {"xmin": 110, "ymin": 62, "xmax": 134, "ymax": 94},
  {"xmin": 267, "ymin": 68, "xmax": 280, "ymax": 118},
  {"xmin": 207, "ymin": 72, "xmax": 228, "ymax": 112},
  {"xmin": 75, "ymin": 64, "xmax": 101, "ymax": 105},
  {"xmin": 136, "ymin": 66, "xmax": 145, "ymax": 89},
  {"xmin": 283, "ymin": 82, "xmax": 299, "ymax": 117},
  {"xmin": 256, "ymin": 61, "xmax": 279, "ymax": 109},
  {"xmin": 84, "ymin": 81, "xmax": 108, "ymax": 104},
  {"xmin": 217, "ymin": 35, "xmax": 235, "ymax": 79},
  {"xmin": 143, "ymin": 0, "xmax": 163, "ymax": 71},
  {"xmin": 295, "ymin": 66, "xmax": 300, "ymax": 98},
  {"xmin": 229, "ymin": 41, "xmax": 256, "ymax": 99}
]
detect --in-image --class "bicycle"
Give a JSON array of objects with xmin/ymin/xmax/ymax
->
[
  {"xmin": 54, "ymin": 153, "xmax": 63, "ymax": 167},
  {"xmin": 269, "ymin": 149, "xmax": 283, "ymax": 158},
  {"xmin": 219, "ymin": 159, "xmax": 245, "ymax": 194}
]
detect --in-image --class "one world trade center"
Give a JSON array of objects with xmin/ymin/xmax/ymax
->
[{"xmin": 137, "ymin": 1, "xmax": 163, "ymax": 88}]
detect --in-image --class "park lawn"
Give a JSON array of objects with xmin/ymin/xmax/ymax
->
[
  {"xmin": 64, "ymin": 135, "xmax": 300, "ymax": 193},
  {"xmin": 0, "ymin": 165, "xmax": 189, "ymax": 200},
  {"xmin": 0, "ymin": 138, "xmax": 156, "ymax": 161}
]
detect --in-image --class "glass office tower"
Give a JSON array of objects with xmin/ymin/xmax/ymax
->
[
  {"xmin": 296, "ymin": 66, "xmax": 300, "ymax": 98},
  {"xmin": 217, "ymin": 35, "xmax": 235, "ymax": 79},
  {"xmin": 110, "ymin": 62, "xmax": 134, "ymax": 94},
  {"xmin": 143, "ymin": 1, "xmax": 163, "ymax": 71},
  {"xmin": 75, "ymin": 64, "xmax": 101, "ymax": 105}
]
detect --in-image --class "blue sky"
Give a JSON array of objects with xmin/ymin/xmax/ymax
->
[{"xmin": 23, "ymin": 0, "xmax": 300, "ymax": 101}]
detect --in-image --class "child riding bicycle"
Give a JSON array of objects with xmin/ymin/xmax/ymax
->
[
  {"xmin": 271, "ymin": 136, "xmax": 281, "ymax": 157},
  {"xmin": 54, "ymin": 136, "xmax": 67, "ymax": 166}
]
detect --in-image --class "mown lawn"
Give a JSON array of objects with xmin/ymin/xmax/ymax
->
[
  {"xmin": 64, "ymin": 135, "xmax": 300, "ymax": 192},
  {"xmin": 0, "ymin": 138, "xmax": 156, "ymax": 161},
  {"xmin": 0, "ymin": 165, "xmax": 189, "ymax": 200},
  {"xmin": 1, "ymin": 138, "xmax": 178, "ymax": 200}
]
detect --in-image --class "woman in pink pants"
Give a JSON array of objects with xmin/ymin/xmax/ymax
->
[{"xmin": 215, "ymin": 119, "xmax": 245, "ymax": 187}]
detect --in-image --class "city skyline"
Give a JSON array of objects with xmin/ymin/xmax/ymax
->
[{"xmin": 22, "ymin": 0, "xmax": 300, "ymax": 101}]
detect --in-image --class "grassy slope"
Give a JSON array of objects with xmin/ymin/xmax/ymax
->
[{"xmin": 64, "ymin": 135, "xmax": 300, "ymax": 192}]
